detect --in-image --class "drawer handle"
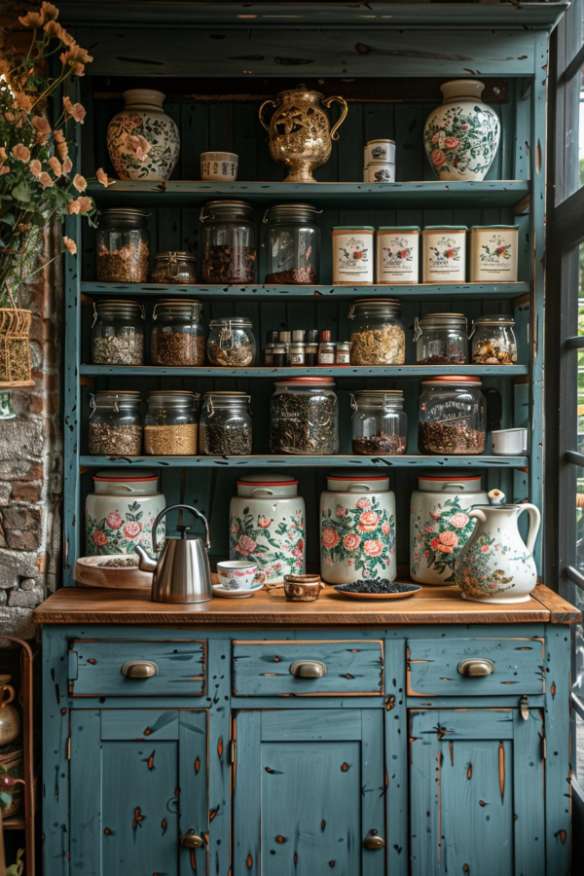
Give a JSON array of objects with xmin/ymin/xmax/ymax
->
[
  {"xmin": 180, "ymin": 830, "xmax": 204, "ymax": 850},
  {"xmin": 289, "ymin": 660, "xmax": 327, "ymax": 679},
  {"xmin": 121, "ymin": 660, "xmax": 159, "ymax": 680},
  {"xmin": 457, "ymin": 658, "xmax": 495, "ymax": 678},
  {"xmin": 363, "ymin": 831, "xmax": 385, "ymax": 851}
]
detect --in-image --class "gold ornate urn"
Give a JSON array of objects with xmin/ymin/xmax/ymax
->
[{"xmin": 259, "ymin": 87, "xmax": 348, "ymax": 183}]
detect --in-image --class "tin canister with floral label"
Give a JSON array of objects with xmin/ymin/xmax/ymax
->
[
  {"xmin": 332, "ymin": 226, "xmax": 374, "ymax": 285},
  {"xmin": 85, "ymin": 471, "xmax": 166, "ymax": 556},
  {"xmin": 470, "ymin": 225, "xmax": 519, "ymax": 282},
  {"xmin": 376, "ymin": 227, "xmax": 420, "ymax": 284},
  {"xmin": 422, "ymin": 225, "xmax": 467, "ymax": 283}
]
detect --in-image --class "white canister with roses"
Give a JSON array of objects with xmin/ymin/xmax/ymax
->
[
  {"xmin": 320, "ymin": 472, "xmax": 396, "ymax": 585},
  {"xmin": 85, "ymin": 471, "xmax": 166, "ymax": 556},
  {"xmin": 229, "ymin": 474, "xmax": 305, "ymax": 585},
  {"xmin": 409, "ymin": 474, "xmax": 488, "ymax": 585}
]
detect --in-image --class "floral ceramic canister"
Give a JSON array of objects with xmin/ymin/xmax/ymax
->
[
  {"xmin": 422, "ymin": 226, "xmax": 467, "ymax": 283},
  {"xmin": 470, "ymin": 225, "xmax": 519, "ymax": 282},
  {"xmin": 376, "ymin": 227, "xmax": 420, "ymax": 284},
  {"xmin": 320, "ymin": 472, "xmax": 396, "ymax": 585},
  {"xmin": 107, "ymin": 89, "xmax": 180, "ymax": 181},
  {"xmin": 229, "ymin": 473, "xmax": 305, "ymax": 584},
  {"xmin": 85, "ymin": 471, "xmax": 166, "ymax": 556},
  {"xmin": 423, "ymin": 79, "xmax": 501, "ymax": 181},
  {"xmin": 410, "ymin": 474, "xmax": 488, "ymax": 585}
]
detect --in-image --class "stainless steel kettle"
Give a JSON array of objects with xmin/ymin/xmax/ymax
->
[{"xmin": 135, "ymin": 504, "xmax": 212, "ymax": 604}]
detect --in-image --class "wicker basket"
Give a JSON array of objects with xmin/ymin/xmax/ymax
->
[{"xmin": 0, "ymin": 309, "xmax": 32, "ymax": 384}]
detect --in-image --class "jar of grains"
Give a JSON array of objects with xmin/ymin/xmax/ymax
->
[
  {"xmin": 263, "ymin": 203, "xmax": 321, "ymax": 284},
  {"xmin": 207, "ymin": 317, "xmax": 256, "ymax": 366},
  {"xmin": 199, "ymin": 392, "xmax": 252, "ymax": 456},
  {"xmin": 332, "ymin": 226, "xmax": 375, "ymax": 285},
  {"xmin": 413, "ymin": 312, "xmax": 468, "ymax": 364},
  {"xmin": 418, "ymin": 376, "xmax": 486, "ymax": 455},
  {"xmin": 348, "ymin": 298, "xmax": 406, "ymax": 365},
  {"xmin": 270, "ymin": 377, "xmax": 339, "ymax": 455},
  {"xmin": 151, "ymin": 251, "xmax": 197, "ymax": 284},
  {"xmin": 351, "ymin": 389, "xmax": 407, "ymax": 455},
  {"xmin": 200, "ymin": 200, "xmax": 257, "ymax": 284},
  {"xmin": 144, "ymin": 391, "xmax": 199, "ymax": 455},
  {"xmin": 151, "ymin": 299, "xmax": 206, "ymax": 366},
  {"xmin": 96, "ymin": 208, "xmax": 150, "ymax": 283},
  {"xmin": 91, "ymin": 299, "xmax": 145, "ymax": 365},
  {"xmin": 422, "ymin": 225, "xmax": 467, "ymax": 283},
  {"xmin": 470, "ymin": 315, "xmax": 518, "ymax": 365},
  {"xmin": 88, "ymin": 390, "xmax": 142, "ymax": 456}
]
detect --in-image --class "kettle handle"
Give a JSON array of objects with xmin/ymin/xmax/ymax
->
[
  {"xmin": 517, "ymin": 503, "xmax": 541, "ymax": 556},
  {"xmin": 152, "ymin": 504, "xmax": 211, "ymax": 553}
]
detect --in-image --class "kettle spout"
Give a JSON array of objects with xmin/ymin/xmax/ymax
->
[{"xmin": 134, "ymin": 544, "xmax": 157, "ymax": 573}]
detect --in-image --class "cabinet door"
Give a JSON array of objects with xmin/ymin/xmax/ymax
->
[
  {"xmin": 70, "ymin": 709, "xmax": 208, "ymax": 876},
  {"xmin": 409, "ymin": 709, "xmax": 545, "ymax": 876},
  {"xmin": 233, "ymin": 709, "xmax": 385, "ymax": 876}
]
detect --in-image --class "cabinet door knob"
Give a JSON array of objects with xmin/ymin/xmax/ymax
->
[
  {"xmin": 180, "ymin": 830, "xmax": 204, "ymax": 850},
  {"xmin": 121, "ymin": 660, "xmax": 159, "ymax": 680},
  {"xmin": 457, "ymin": 658, "xmax": 495, "ymax": 678},
  {"xmin": 363, "ymin": 831, "xmax": 385, "ymax": 851},
  {"xmin": 289, "ymin": 660, "xmax": 327, "ymax": 679}
]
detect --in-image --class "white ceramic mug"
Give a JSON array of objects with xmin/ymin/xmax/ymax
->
[
  {"xmin": 491, "ymin": 427, "xmax": 528, "ymax": 455},
  {"xmin": 200, "ymin": 151, "xmax": 238, "ymax": 182},
  {"xmin": 217, "ymin": 560, "xmax": 265, "ymax": 590}
]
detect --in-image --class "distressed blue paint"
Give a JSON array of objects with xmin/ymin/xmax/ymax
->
[
  {"xmin": 80, "ymin": 363, "xmax": 530, "ymax": 378},
  {"xmin": 78, "ymin": 454, "xmax": 529, "ymax": 469}
]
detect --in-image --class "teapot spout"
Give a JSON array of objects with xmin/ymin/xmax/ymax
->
[{"xmin": 134, "ymin": 544, "xmax": 157, "ymax": 573}]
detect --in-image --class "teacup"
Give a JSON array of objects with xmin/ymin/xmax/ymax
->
[
  {"xmin": 200, "ymin": 151, "xmax": 239, "ymax": 182},
  {"xmin": 283, "ymin": 574, "xmax": 325, "ymax": 602},
  {"xmin": 217, "ymin": 560, "xmax": 265, "ymax": 590}
]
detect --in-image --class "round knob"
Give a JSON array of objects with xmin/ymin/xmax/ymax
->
[
  {"xmin": 457, "ymin": 658, "xmax": 495, "ymax": 678},
  {"xmin": 180, "ymin": 830, "xmax": 204, "ymax": 850},
  {"xmin": 289, "ymin": 660, "xmax": 327, "ymax": 679},
  {"xmin": 363, "ymin": 831, "xmax": 385, "ymax": 851},
  {"xmin": 121, "ymin": 660, "xmax": 158, "ymax": 680}
]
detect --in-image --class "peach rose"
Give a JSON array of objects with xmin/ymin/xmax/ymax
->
[
  {"xmin": 335, "ymin": 505, "xmax": 348, "ymax": 517},
  {"xmin": 435, "ymin": 543, "xmax": 454, "ymax": 554},
  {"xmin": 363, "ymin": 539, "xmax": 383, "ymax": 557},
  {"xmin": 96, "ymin": 167, "xmax": 112, "ymax": 188},
  {"xmin": 29, "ymin": 159, "xmax": 42, "ymax": 179},
  {"xmin": 11, "ymin": 143, "xmax": 30, "ymax": 163},
  {"xmin": 258, "ymin": 516, "xmax": 272, "ymax": 529},
  {"xmin": 38, "ymin": 172, "xmax": 54, "ymax": 189},
  {"xmin": 431, "ymin": 149, "xmax": 447, "ymax": 168},
  {"xmin": 322, "ymin": 527, "xmax": 340, "ymax": 550},
  {"xmin": 63, "ymin": 236, "xmax": 77, "ymax": 255},
  {"xmin": 73, "ymin": 173, "xmax": 87, "ymax": 192},
  {"xmin": 480, "ymin": 544, "xmax": 490, "ymax": 553},
  {"xmin": 449, "ymin": 513, "xmax": 469, "ymax": 529},
  {"xmin": 438, "ymin": 530, "xmax": 458, "ymax": 548},
  {"xmin": 444, "ymin": 136, "xmax": 460, "ymax": 150},
  {"xmin": 63, "ymin": 95, "xmax": 87, "ymax": 124},
  {"xmin": 32, "ymin": 114, "xmax": 51, "ymax": 143},
  {"xmin": 358, "ymin": 510, "xmax": 379, "ymax": 532},
  {"xmin": 48, "ymin": 156, "xmax": 63, "ymax": 177},
  {"xmin": 236, "ymin": 534, "xmax": 256, "ymax": 556},
  {"xmin": 123, "ymin": 521, "xmax": 142, "ymax": 539},
  {"xmin": 356, "ymin": 498, "xmax": 371, "ymax": 510},
  {"xmin": 106, "ymin": 512, "xmax": 123, "ymax": 530},
  {"xmin": 92, "ymin": 530, "xmax": 107, "ymax": 547},
  {"xmin": 343, "ymin": 533, "xmax": 361, "ymax": 552},
  {"xmin": 382, "ymin": 521, "xmax": 390, "ymax": 536}
]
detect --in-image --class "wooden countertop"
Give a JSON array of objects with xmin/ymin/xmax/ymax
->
[{"xmin": 34, "ymin": 584, "xmax": 581, "ymax": 626}]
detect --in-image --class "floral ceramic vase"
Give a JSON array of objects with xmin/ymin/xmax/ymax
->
[
  {"xmin": 410, "ymin": 475, "xmax": 488, "ymax": 585},
  {"xmin": 107, "ymin": 89, "xmax": 180, "ymax": 181},
  {"xmin": 229, "ymin": 474, "xmax": 305, "ymax": 584},
  {"xmin": 320, "ymin": 473, "xmax": 396, "ymax": 585},
  {"xmin": 423, "ymin": 80, "xmax": 500, "ymax": 181},
  {"xmin": 454, "ymin": 490, "xmax": 541, "ymax": 603},
  {"xmin": 85, "ymin": 471, "xmax": 165, "ymax": 556}
]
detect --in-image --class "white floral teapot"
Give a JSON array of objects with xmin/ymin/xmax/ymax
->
[{"xmin": 454, "ymin": 489, "xmax": 540, "ymax": 603}]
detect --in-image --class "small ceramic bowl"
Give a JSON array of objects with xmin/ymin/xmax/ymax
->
[
  {"xmin": 283, "ymin": 574, "xmax": 324, "ymax": 602},
  {"xmin": 201, "ymin": 151, "xmax": 239, "ymax": 182},
  {"xmin": 217, "ymin": 560, "xmax": 265, "ymax": 590},
  {"xmin": 491, "ymin": 427, "xmax": 528, "ymax": 455},
  {"xmin": 363, "ymin": 161, "xmax": 395, "ymax": 183}
]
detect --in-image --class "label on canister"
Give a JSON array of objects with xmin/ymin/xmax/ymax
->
[
  {"xmin": 376, "ymin": 228, "xmax": 420, "ymax": 284},
  {"xmin": 363, "ymin": 162, "xmax": 395, "ymax": 183},
  {"xmin": 470, "ymin": 226, "xmax": 519, "ymax": 282},
  {"xmin": 422, "ymin": 228, "xmax": 467, "ymax": 283},
  {"xmin": 364, "ymin": 139, "xmax": 396, "ymax": 164},
  {"xmin": 332, "ymin": 228, "xmax": 374, "ymax": 285}
]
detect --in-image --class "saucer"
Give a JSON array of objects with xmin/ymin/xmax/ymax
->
[{"xmin": 212, "ymin": 582, "xmax": 263, "ymax": 599}]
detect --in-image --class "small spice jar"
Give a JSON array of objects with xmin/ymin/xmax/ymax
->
[
  {"xmin": 335, "ymin": 341, "xmax": 351, "ymax": 365},
  {"xmin": 470, "ymin": 315, "xmax": 518, "ymax": 364},
  {"xmin": 332, "ymin": 226, "xmax": 375, "ymax": 285},
  {"xmin": 418, "ymin": 376, "xmax": 486, "ymax": 455},
  {"xmin": 91, "ymin": 299, "xmax": 145, "ymax": 365},
  {"xmin": 144, "ymin": 390, "xmax": 199, "ymax": 455},
  {"xmin": 96, "ymin": 208, "xmax": 150, "ymax": 283},
  {"xmin": 151, "ymin": 251, "xmax": 197, "ymax": 284},
  {"xmin": 199, "ymin": 391, "xmax": 252, "ymax": 456},
  {"xmin": 207, "ymin": 317, "xmax": 256, "ymax": 367},
  {"xmin": 376, "ymin": 226, "xmax": 420, "ymax": 284},
  {"xmin": 413, "ymin": 312, "xmax": 469, "ymax": 364},
  {"xmin": 349, "ymin": 298, "xmax": 406, "ymax": 365},
  {"xmin": 288, "ymin": 342, "xmax": 306, "ymax": 366},
  {"xmin": 318, "ymin": 341, "xmax": 335, "ymax": 366},
  {"xmin": 351, "ymin": 389, "xmax": 407, "ymax": 455},
  {"xmin": 270, "ymin": 377, "xmax": 339, "ymax": 455},
  {"xmin": 151, "ymin": 299, "xmax": 206, "ymax": 366},
  {"xmin": 422, "ymin": 226, "xmax": 467, "ymax": 283},
  {"xmin": 88, "ymin": 390, "xmax": 142, "ymax": 456},
  {"xmin": 470, "ymin": 225, "xmax": 519, "ymax": 282},
  {"xmin": 200, "ymin": 200, "xmax": 256, "ymax": 284},
  {"xmin": 263, "ymin": 203, "xmax": 321, "ymax": 284}
]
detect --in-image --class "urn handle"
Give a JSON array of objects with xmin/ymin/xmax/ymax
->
[
  {"xmin": 258, "ymin": 98, "xmax": 277, "ymax": 132},
  {"xmin": 517, "ymin": 503, "xmax": 541, "ymax": 556},
  {"xmin": 323, "ymin": 95, "xmax": 349, "ymax": 141}
]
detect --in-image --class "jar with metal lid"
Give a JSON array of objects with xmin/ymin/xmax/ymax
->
[
  {"xmin": 96, "ymin": 208, "xmax": 150, "ymax": 283},
  {"xmin": 144, "ymin": 390, "xmax": 199, "ymax": 455},
  {"xmin": 418, "ymin": 376, "xmax": 486, "ymax": 455},
  {"xmin": 200, "ymin": 200, "xmax": 257, "ymax": 284},
  {"xmin": 85, "ymin": 470, "xmax": 166, "ymax": 556},
  {"xmin": 263, "ymin": 203, "xmax": 321, "ymax": 284},
  {"xmin": 351, "ymin": 389, "xmax": 407, "ymax": 455},
  {"xmin": 470, "ymin": 314, "xmax": 517, "ymax": 364},
  {"xmin": 422, "ymin": 225, "xmax": 467, "ymax": 283},
  {"xmin": 199, "ymin": 392, "xmax": 252, "ymax": 456},
  {"xmin": 318, "ymin": 341, "xmax": 335, "ymax": 365},
  {"xmin": 335, "ymin": 341, "xmax": 351, "ymax": 364},
  {"xmin": 413, "ymin": 312, "xmax": 468, "ymax": 364},
  {"xmin": 207, "ymin": 317, "xmax": 256, "ymax": 366},
  {"xmin": 151, "ymin": 299, "xmax": 206, "ymax": 366},
  {"xmin": 270, "ymin": 377, "xmax": 338, "ymax": 454},
  {"xmin": 91, "ymin": 299, "xmax": 144, "ymax": 365},
  {"xmin": 151, "ymin": 251, "xmax": 197, "ymax": 284},
  {"xmin": 88, "ymin": 390, "xmax": 142, "ymax": 456},
  {"xmin": 349, "ymin": 298, "xmax": 406, "ymax": 364},
  {"xmin": 288, "ymin": 342, "xmax": 305, "ymax": 365}
]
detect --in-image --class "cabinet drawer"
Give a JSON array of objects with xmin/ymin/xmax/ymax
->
[
  {"xmin": 407, "ymin": 636, "xmax": 544, "ymax": 696},
  {"xmin": 232, "ymin": 640, "xmax": 384, "ymax": 696},
  {"xmin": 68, "ymin": 639, "xmax": 206, "ymax": 697}
]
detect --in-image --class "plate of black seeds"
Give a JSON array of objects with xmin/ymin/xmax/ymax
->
[{"xmin": 333, "ymin": 579, "xmax": 422, "ymax": 600}]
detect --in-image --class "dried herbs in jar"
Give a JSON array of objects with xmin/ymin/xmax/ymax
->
[
  {"xmin": 418, "ymin": 376, "xmax": 486, "ymax": 455},
  {"xmin": 349, "ymin": 298, "xmax": 406, "ymax": 365},
  {"xmin": 270, "ymin": 377, "xmax": 339, "ymax": 455},
  {"xmin": 199, "ymin": 392, "xmax": 252, "ymax": 456}
]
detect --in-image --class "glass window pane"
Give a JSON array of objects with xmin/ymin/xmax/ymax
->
[
  {"xmin": 563, "ymin": 66, "xmax": 584, "ymax": 199},
  {"xmin": 577, "ymin": 709, "xmax": 584, "ymax": 787}
]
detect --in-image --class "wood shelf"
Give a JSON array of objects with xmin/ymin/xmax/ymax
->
[
  {"xmin": 79, "ymin": 454, "xmax": 529, "ymax": 469},
  {"xmin": 3, "ymin": 817, "xmax": 25, "ymax": 831},
  {"xmin": 80, "ymin": 364, "xmax": 529, "ymax": 378}
]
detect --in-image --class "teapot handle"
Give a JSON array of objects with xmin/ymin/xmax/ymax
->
[
  {"xmin": 469, "ymin": 508, "xmax": 487, "ymax": 524},
  {"xmin": 258, "ymin": 98, "xmax": 276, "ymax": 132},
  {"xmin": 323, "ymin": 95, "xmax": 349, "ymax": 141},
  {"xmin": 517, "ymin": 503, "xmax": 541, "ymax": 556},
  {"xmin": 152, "ymin": 503, "xmax": 211, "ymax": 553}
]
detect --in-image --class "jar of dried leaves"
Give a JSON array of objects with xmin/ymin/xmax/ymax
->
[
  {"xmin": 349, "ymin": 298, "xmax": 406, "ymax": 365},
  {"xmin": 91, "ymin": 299, "xmax": 145, "ymax": 365},
  {"xmin": 351, "ymin": 389, "xmax": 407, "ymax": 455},
  {"xmin": 270, "ymin": 377, "xmax": 339, "ymax": 455},
  {"xmin": 96, "ymin": 208, "xmax": 150, "ymax": 283},
  {"xmin": 418, "ymin": 376, "xmax": 486, "ymax": 455},
  {"xmin": 88, "ymin": 390, "xmax": 143, "ymax": 456},
  {"xmin": 151, "ymin": 299, "xmax": 206, "ymax": 366},
  {"xmin": 199, "ymin": 392, "xmax": 253, "ymax": 456},
  {"xmin": 200, "ymin": 200, "xmax": 257, "ymax": 284},
  {"xmin": 207, "ymin": 317, "xmax": 256, "ymax": 367}
]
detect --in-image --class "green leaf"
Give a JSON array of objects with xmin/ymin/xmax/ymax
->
[{"xmin": 11, "ymin": 181, "xmax": 32, "ymax": 203}]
